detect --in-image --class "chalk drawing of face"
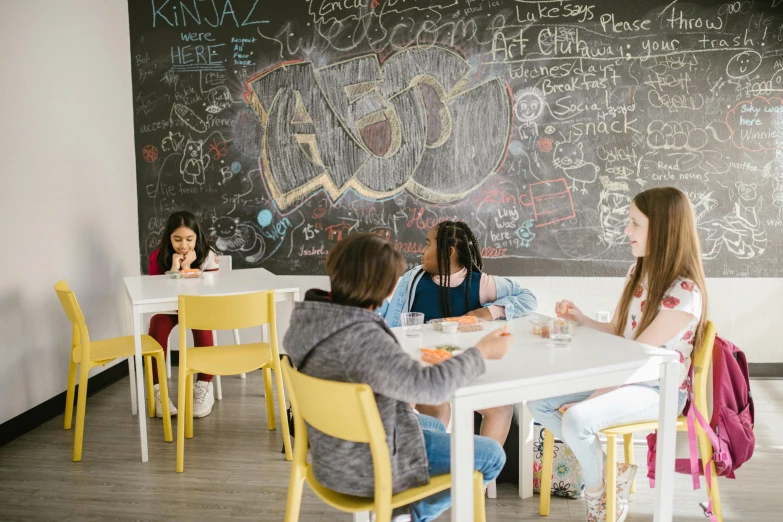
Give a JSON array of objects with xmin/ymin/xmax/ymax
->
[
  {"xmin": 514, "ymin": 90, "xmax": 544, "ymax": 122},
  {"xmin": 726, "ymin": 51, "xmax": 762, "ymax": 79}
]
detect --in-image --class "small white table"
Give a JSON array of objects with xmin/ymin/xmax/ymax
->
[
  {"xmin": 393, "ymin": 314, "xmax": 680, "ymax": 522},
  {"xmin": 123, "ymin": 268, "xmax": 299, "ymax": 462}
]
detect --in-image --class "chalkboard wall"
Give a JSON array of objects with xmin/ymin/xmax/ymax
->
[{"xmin": 129, "ymin": 0, "xmax": 783, "ymax": 276}]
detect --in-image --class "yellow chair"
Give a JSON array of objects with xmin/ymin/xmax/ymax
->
[
  {"xmin": 176, "ymin": 290, "xmax": 292, "ymax": 472},
  {"xmin": 55, "ymin": 280, "xmax": 172, "ymax": 462},
  {"xmin": 539, "ymin": 321, "xmax": 721, "ymax": 522},
  {"xmin": 280, "ymin": 356, "xmax": 487, "ymax": 522}
]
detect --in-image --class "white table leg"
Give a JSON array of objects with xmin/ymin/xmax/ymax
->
[
  {"xmin": 133, "ymin": 306, "xmax": 149, "ymax": 462},
  {"xmin": 124, "ymin": 297, "xmax": 138, "ymax": 415},
  {"xmin": 352, "ymin": 512, "xmax": 370, "ymax": 522},
  {"xmin": 451, "ymin": 398, "xmax": 474, "ymax": 522},
  {"xmin": 519, "ymin": 402, "xmax": 534, "ymax": 499},
  {"xmin": 654, "ymin": 359, "xmax": 679, "ymax": 522},
  {"xmin": 127, "ymin": 358, "xmax": 138, "ymax": 416}
]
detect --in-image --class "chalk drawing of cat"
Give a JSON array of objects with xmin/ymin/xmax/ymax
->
[
  {"xmin": 210, "ymin": 216, "xmax": 266, "ymax": 263},
  {"xmin": 180, "ymin": 138, "xmax": 210, "ymax": 185},
  {"xmin": 552, "ymin": 141, "xmax": 599, "ymax": 194}
]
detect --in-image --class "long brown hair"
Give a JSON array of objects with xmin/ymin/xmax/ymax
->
[
  {"xmin": 326, "ymin": 233, "xmax": 406, "ymax": 309},
  {"xmin": 615, "ymin": 187, "xmax": 708, "ymax": 348}
]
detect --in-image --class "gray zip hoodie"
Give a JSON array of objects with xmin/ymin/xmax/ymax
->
[{"xmin": 283, "ymin": 289, "xmax": 487, "ymax": 497}]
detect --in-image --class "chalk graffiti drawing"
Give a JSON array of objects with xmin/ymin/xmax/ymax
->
[
  {"xmin": 244, "ymin": 46, "xmax": 511, "ymax": 210},
  {"xmin": 725, "ymin": 51, "xmax": 763, "ymax": 80},
  {"xmin": 515, "ymin": 219, "xmax": 536, "ymax": 247},
  {"xmin": 701, "ymin": 183, "xmax": 767, "ymax": 260},
  {"xmin": 552, "ymin": 140, "xmax": 599, "ymax": 194},
  {"xmin": 599, "ymin": 188, "xmax": 631, "ymax": 247},
  {"xmin": 514, "ymin": 88, "xmax": 545, "ymax": 140},
  {"xmin": 180, "ymin": 138, "xmax": 210, "ymax": 185},
  {"xmin": 210, "ymin": 216, "xmax": 266, "ymax": 263}
]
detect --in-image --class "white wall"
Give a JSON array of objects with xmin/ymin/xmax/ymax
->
[{"xmin": 0, "ymin": 1, "xmax": 139, "ymax": 424}]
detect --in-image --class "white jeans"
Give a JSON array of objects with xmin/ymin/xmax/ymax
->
[{"xmin": 528, "ymin": 384, "xmax": 681, "ymax": 489}]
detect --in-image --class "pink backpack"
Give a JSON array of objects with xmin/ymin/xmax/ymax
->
[{"xmin": 646, "ymin": 335, "xmax": 755, "ymax": 520}]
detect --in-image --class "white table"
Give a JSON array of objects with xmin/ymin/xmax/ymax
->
[
  {"xmin": 123, "ymin": 267, "xmax": 299, "ymax": 462},
  {"xmin": 393, "ymin": 314, "xmax": 680, "ymax": 522}
]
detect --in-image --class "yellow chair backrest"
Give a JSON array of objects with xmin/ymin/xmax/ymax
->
[
  {"xmin": 281, "ymin": 356, "xmax": 393, "ymax": 500},
  {"xmin": 178, "ymin": 290, "xmax": 275, "ymax": 332},
  {"xmin": 692, "ymin": 320, "xmax": 717, "ymax": 421},
  {"xmin": 54, "ymin": 280, "xmax": 86, "ymax": 326},
  {"xmin": 54, "ymin": 280, "xmax": 89, "ymax": 351}
]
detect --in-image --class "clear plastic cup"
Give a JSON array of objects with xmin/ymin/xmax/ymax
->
[
  {"xmin": 548, "ymin": 318, "xmax": 572, "ymax": 346},
  {"xmin": 401, "ymin": 312, "xmax": 425, "ymax": 337}
]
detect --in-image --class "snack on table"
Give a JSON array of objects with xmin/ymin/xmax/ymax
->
[
  {"xmin": 456, "ymin": 316, "xmax": 485, "ymax": 332},
  {"xmin": 441, "ymin": 321, "xmax": 458, "ymax": 333},
  {"xmin": 421, "ymin": 347, "xmax": 452, "ymax": 364},
  {"xmin": 182, "ymin": 268, "xmax": 200, "ymax": 278}
]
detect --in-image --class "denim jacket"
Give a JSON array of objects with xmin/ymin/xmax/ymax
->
[{"xmin": 379, "ymin": 266, "xmax": 538, "ymax": 327}]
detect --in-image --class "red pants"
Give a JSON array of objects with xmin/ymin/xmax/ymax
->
[{"xmin": 149, "ymin": 314, "xmax": 214, "ymax": 384}]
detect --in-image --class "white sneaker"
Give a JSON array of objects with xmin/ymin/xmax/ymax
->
[
  {"xmin": 192, "ymin": 380, "xmax": 215, "ymax": 418},
  {"xmin": 154, "ymin": 383, "xmax": 177, "ymax": 418},
  {"xmin": 615, "ymin": 463, "xmax": 638, "ymax": 506},
  {"xmin": 585, "ymin": 486, "xmax": 629, "ymax": 522}
]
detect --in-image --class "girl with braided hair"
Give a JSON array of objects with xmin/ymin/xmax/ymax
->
[{"xmin": 380, "ymin": 221, "xmax": 538, "ymax": 444}]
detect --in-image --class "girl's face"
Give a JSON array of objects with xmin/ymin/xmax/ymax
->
[
  {"xmin": 170, "ymin": 226, "xmax": 197, "ymax": 255},
  {"xmin": 421, "ymin": 227, "xmax": 441, "ymax": 274},
  {"xmin": 624, "ymin": 203, "xmax": 649, "ymax": 258}
]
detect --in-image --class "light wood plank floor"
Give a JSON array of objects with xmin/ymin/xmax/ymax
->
[{"xmin": 0, "ymin": 373, "xmax": 779, "ymax": 521}]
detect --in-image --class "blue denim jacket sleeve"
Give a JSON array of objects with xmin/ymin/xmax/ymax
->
[
  {"xmin": 377, "ymin": 267, "xmax": 419, "ymax": 328},
  {"xmin": 379, "ymin": 268, "xmax": 536, "ymax": 324},
  {"xmin": 484, "ymin": 276, "xmax": 537, "ymax": 319}
]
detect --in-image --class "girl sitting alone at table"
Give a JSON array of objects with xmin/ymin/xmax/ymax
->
[
  {"xmin": 528, "ymin": 187, "xmax": 708, "ymax": 522},
  {"xmin": 148, "ymin": 210, "xmax": 220, "ymax": 418}
]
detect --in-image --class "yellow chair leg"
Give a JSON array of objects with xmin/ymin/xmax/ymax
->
[
  {"xmin": 606, "ymin": 434, "xmax": 617, "ymax": 522},
  {"xmin": 176, "ymin": 367, "xmax": 187, "ymax": 473},
  {"xmin": 64, "ymin": 361, "xmax": 77, "ymax": 430},
  {"xmin": 186, "ymin": 373, "xmax": 194, "ymax": 439},
  {"xmin": 374, "ymin": 501, "xmax": 392, "ymax": 522},
  {"xmin": 539, "ymin": 429, "xmax": 555, "ymax": 516},
  {"xmin": 698, "ymin": 422, "xmax": 723, "ymax": 522},
  {"xmin": 474, "ymin": 471, "xmax": 487, "ymax": 522},
  {"xmin": 144, "ymin": 356, "xmax": 155, "ymax": 418},
  {"xmin": 708, "ymin": 461, "xmax": 723, "ymax": 522},
  {"xmin": 263, "ymin": 366, "xmax": 275, "ymax": 431},
  {"xmin": 154, "ymin": 353, "xmax": 173, "ymax": 442},
  {"xmin": 623, "ymin": 433, "xmax": 636, "ymax": 494},
  {"xmin": 272, "ymin": 362, "xmax": 293, "ymax": 461},
  {"xmin": 283, "ymin": 465, "xmax": 305, "ymax": 522},
  {"xmin": 72, "ymin": 365, "xmax": 90, "ymax": 462}
]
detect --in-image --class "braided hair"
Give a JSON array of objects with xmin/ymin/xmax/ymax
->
[{"xmin": 435, "ymin": 221, "xmax": 484, "ymax": 318}]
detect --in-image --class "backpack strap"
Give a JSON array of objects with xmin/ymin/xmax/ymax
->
[{"xmin": 686, "ymin": 364, "xmax": 702, "ymax": 490}]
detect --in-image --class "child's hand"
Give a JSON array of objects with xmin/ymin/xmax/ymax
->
[
  {"xmin": 171, "ymin": 254, "xmax": 184, "ymax": 271},
  {"xmin": 465, "ymin": 307, "xmax": 493, "ymax": 320},
  {"xmin": 556, "ymin": 300, "xmax": 584, "ymax": 324},
  {"xmin": 475, "ymin": 328, "xmax": 514, "ymax": 360},
  {"xmin": 182, "ymin": 250, "xmax": 197, "ymax": 269}
]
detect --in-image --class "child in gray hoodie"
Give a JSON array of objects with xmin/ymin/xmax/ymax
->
[{"xmin": 284, "ymin": 233, "xmax": 511, "ymax": 522}]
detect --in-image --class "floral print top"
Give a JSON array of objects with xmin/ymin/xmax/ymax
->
[{"xmin": 621, "ymin": 264, "xmax": 703, "ymax": 402}]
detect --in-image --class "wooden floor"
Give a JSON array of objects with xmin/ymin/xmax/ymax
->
[{"xmin": 0, "ymin": 373, "xmax": 779, "ymax": 521}]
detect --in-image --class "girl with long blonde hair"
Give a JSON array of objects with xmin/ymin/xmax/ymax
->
[{"xmin": 529, "ymin": 187, "xmax": 708, "ymax": 522}]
